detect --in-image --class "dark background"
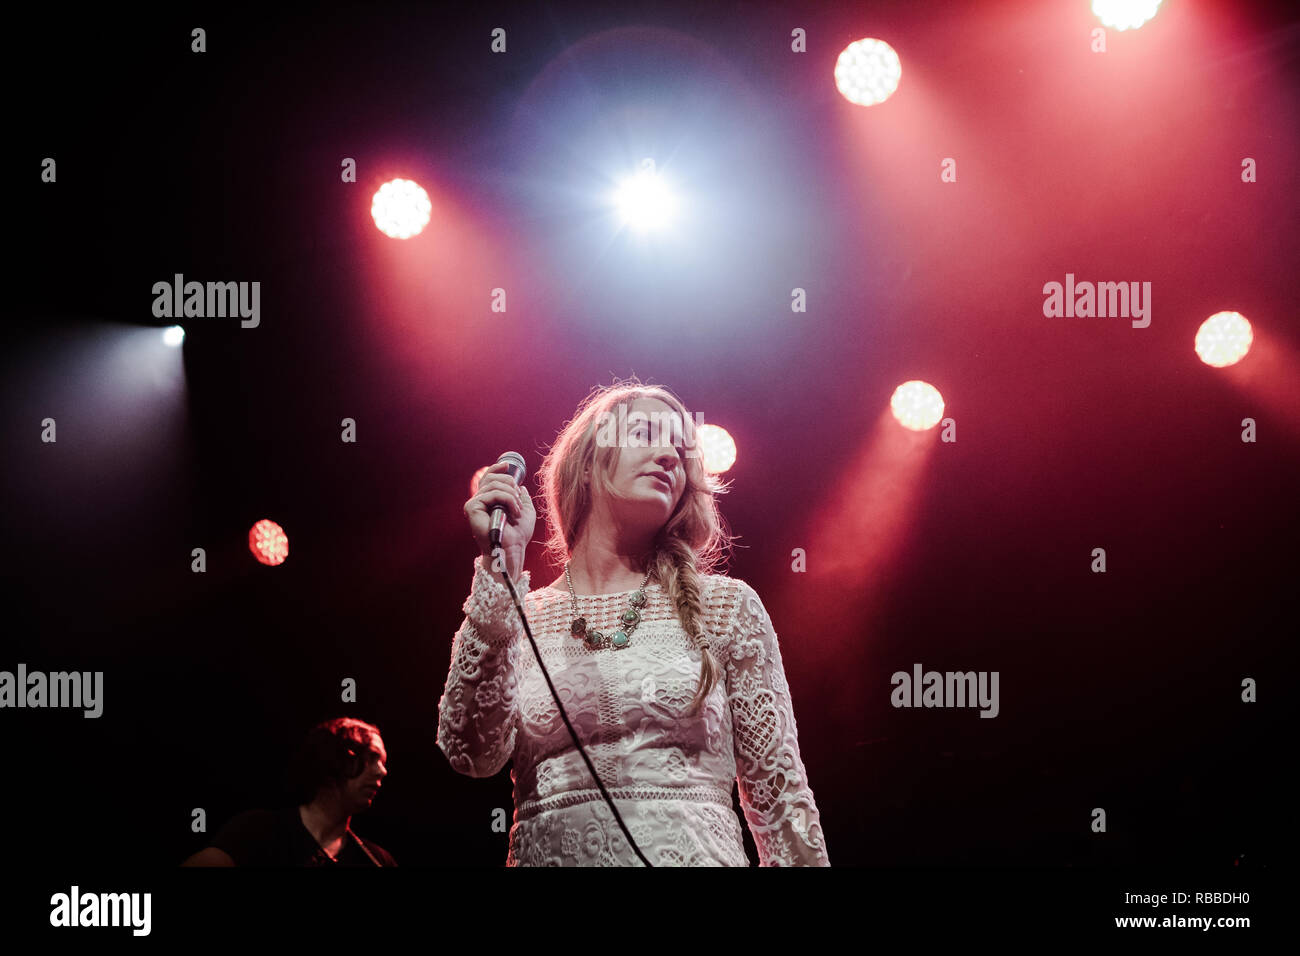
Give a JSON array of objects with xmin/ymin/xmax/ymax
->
[{"xmin": 5, "ymin": 0, "xmax": 1296, "ymax": 868}]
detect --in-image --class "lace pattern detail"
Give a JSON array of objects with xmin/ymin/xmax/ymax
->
[
  {"xmin": 437, "ymin": 558, "xmax": 829, "ymax": 865},
  {"xmin": 725, "ymin": 582, "xmax": 829, "ymax": 866},
  {"xmin": 435, "ymin": 556, "xmax": 531, "ymax": 778},
  {"xmin": 508, "ymin": 795, "xmax": 749, "ymax": 867},
  {"xmin": 516, "ymin": 784, "xmax": 733, "ymax": 820},
  {"xmin": 460, "ymin": 555, "xmax": 531, "ymax": 647}
]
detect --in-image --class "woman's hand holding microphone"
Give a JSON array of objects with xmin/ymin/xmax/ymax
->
[{"xmin": 465, "ymin": 460, "xmax": 536, "ymax": 583}]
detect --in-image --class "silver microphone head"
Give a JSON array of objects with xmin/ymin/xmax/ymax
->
[
  {"xmin": 489, "ymin": 452, "xmax": 527, "ymax": 549},
  {"xmin": 497, "ymin": 451, "xmax": 527, "ymax": 483}
]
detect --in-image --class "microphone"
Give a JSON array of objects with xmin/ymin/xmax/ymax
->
[{"xmin": 488, "ymin": 451, "xmax": 527, "ymax": 550}]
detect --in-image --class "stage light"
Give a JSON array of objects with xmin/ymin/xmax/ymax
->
[
  {"xmin": 613, "ymin": 161, "xmax": 677, "ymax": 233},
  {"xmin": 1194, "ymin": 311, "xmax": 1253, "ymax": 368},
  {"xmin": 162, "ymin": 325, "xmax": 185, "ymax": 347},
  {"xmin": 834, "ymin": 38, "xmax": 902, "ymax": 107},
  {"xmin": 696, "ymin": 423, "xmax": 737, "ymax": 475},
  {"xmin": 249, "ymin": 519, "xmax": 289, "ymax": 566},
  {"xmin": 1092, "ymin": 0, "xmax": 1162, "ymax": 31},
  {"xmin": 470, "ymin": 465, "xmax": 490, "ymax": 496},
  {"xmin": 371, "ymin": 178, "xmax": 432, "ymax": 239},
  {"xmin": 889, "ymin": 381, "xmax": 945, "ymax": 431}
]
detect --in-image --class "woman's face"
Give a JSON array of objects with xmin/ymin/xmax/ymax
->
[{"xmin": 593, "ymin": 397, "xmax": 688, "ymax": 525}]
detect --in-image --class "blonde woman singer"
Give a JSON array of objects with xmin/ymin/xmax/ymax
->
[{"xmin": 437, "ymin": 381, "xmax": 829, "ymax": 866}]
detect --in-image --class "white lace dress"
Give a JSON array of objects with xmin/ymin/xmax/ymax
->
[{"xmin": 436, "ymin": 555, "xmax": 829, "ymax": 866}]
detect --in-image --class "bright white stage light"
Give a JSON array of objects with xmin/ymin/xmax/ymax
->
[
  {"xmin": 1194, "ymin": 311, "xmax": 1253, "ymax": 368},
  {"xmin": 695, "ymin": 424, "xmax": 737, "ymax": 475},
  {"xmin": 162, "ymin": 325, "xmax": 185, "ymax": 347},
  {"xmin": 889, "ymin": 380, "xmax": 945, "ymax": 431},
  {"xmin": 371, "ymin": 178, "xmax": 432, "ymax": 239},
  {"xmin": 1092, "ymin": 0, "xmax": 1162, "ymax": 31},
  {"xmin": 613, "ymin": 163, "xmax": 677, "ymax": 232},
  {"xmin": 834, "ymin": 38, "xmax": 902, "ymax": 107}
]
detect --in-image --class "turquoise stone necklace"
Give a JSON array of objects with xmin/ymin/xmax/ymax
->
[{"xmin": 565, "ymin": 561, "xmax": 652, "ymax": 650}]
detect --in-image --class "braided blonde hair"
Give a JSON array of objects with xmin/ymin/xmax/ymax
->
[{"xmin": 536, "ymin": 377, "xmax": 734, "ymax": 715}]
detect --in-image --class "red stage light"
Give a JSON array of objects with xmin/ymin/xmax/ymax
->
[{"xmin": 249, "ymin": 519, "xmax": 289, "ymax": 566}]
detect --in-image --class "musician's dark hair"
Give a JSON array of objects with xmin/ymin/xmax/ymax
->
[{"xmin": 284, "ymin": 717, "xmax": 382, "ymax": 806}]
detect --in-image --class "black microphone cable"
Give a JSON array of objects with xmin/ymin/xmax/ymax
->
[{"xmin": 491, "ymin": 557, "xmax": 652, "ymax": 867}]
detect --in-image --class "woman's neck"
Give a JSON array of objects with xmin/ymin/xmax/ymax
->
[{"xmin": 559, "ymin": 534, "xmax": 655, "ymax": 595}]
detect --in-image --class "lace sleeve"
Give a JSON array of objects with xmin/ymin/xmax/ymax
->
[
  {"xmin": 435, "ymin": 555, "xmax": 531, "ymax": 778},
  {"xmin": 725, "ymin": 581, "xmax": 830, "ymax": 866}
]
